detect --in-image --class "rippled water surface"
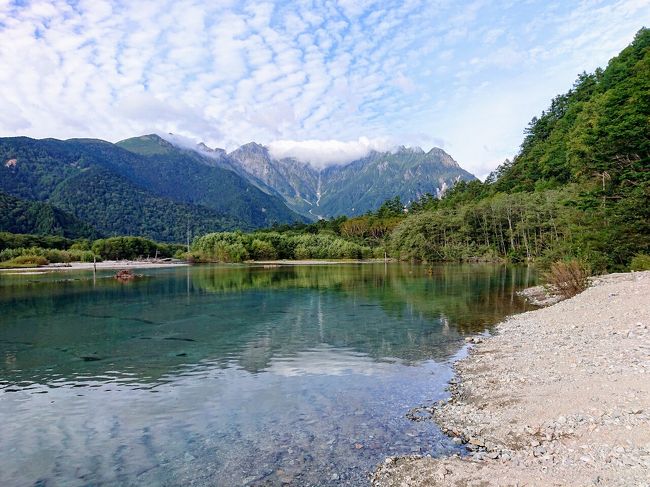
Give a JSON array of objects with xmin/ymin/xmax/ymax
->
[{"xmin": 0, "ymin": 263, "xmax": 536, "ymax": 486}]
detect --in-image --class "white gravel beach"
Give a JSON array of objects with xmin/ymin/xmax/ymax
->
[
  {"xmin": 373, "ymin": 271, "xmax": 650, "ymax": 487},
  {"xmin": 0, "ymin": 260, "xmax": 188, "ymax": 273}
]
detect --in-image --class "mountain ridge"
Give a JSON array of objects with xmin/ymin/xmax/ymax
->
[
  {"xmin": 220, "ymin": 139, "xmax": 475, "ymax": 218},
  {"xmin": 0, "ymin": 136, "xmax": 304, "ymax": 241},
  {"xmin": 0, "ymin": 133, "xmax": 477, "ymax": 241}
]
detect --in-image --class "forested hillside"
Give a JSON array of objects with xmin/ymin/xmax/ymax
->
[
  {"xmin": 48, "ymin": 166, "xmax": 246, "ymax": 242},
  {"xmin": 0, "ymin": 191, "xmax": 97, "ymax": 239},
  {"xmin": 0, "ymin": 136, "xmax": 302, "ymax": 241},
  {"xmin": 389, "ymin": 28, "xmax": 649, "ymax": 270},
  {"xmin": 115, "ymin": 135, "xmax": 301, "ymax": 226}
]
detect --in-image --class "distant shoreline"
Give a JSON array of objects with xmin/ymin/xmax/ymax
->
[
  {"xmin": 0, "ymin": 260, "xmax": 189, "ymax": 273},
  {"xmin": 0, "ymin": 258, "xmax": 398, "ymax": 273}
]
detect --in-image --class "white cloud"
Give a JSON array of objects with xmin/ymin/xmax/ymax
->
[{"xmin": 268, "ymin": 137, "xmax": 396, "ymax": 168}]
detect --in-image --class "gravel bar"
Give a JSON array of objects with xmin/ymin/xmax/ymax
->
[{"xmin": 373, "ymin": 271, "xmax": 650, "ymax": 487}]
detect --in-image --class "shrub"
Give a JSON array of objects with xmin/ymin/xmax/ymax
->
[
  {"xmin": 92, "ymin": 237, "xmax": 159, "ymax": 260},
  {"xmin": 294, "ymin": 244, "xmax": 310, "ymax": 260},
  {"xmin": 69, "ymin": 240, "xmax": 92, "ymax": 251},
  {"xmin": 67, "ymin": 249, "xmax": 101, "ymax": 263},
  {"xmin": 543, "ymin": 260, "xmax": 591, "ymax": 298},
  {"xmin": 630, "ymin": 254, "xmax": 650, "ymax": 271},
  {"xmin": 0, "ymin": 255, "xmax": 50, "ymax": 268},
  {"xmin": 250, "ymin": 239, "xmax": 277, "ymax": 260},
  {"xmin": 16, "ymin": 255, "xmax": 50, "ymax": 265},
  {"xmin": 192, "ymin": 231, "xmax": 372, "ymax": 262}
]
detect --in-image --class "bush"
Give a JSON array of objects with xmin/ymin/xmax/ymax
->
[
  {"xmin": 92, "ymin": 237, "xmax": 159, "ymax": 260},
  {"xmin": 0, "ymin": 255, "xmax": 50, "ymax": 268},
  {"xmin": 192, "ymin": 231, "xmax": 372, "ymax": 262},
  {"xmin": 69, "ymin": 240, "xmax": 92, "ymax": 251},
  {"xmin": 214, "ymin": 242, "xmax": 249, "ymax": 262},
  {"xmin": 250, "ymin": 239, "xmax": 277, "ymax": 260},
  {"xmin": 67, "ymin": 249, "xmax": 101, "ymax": 263},
  {"xmin": 0, "ymin": 247, "xmax": 101, "ymax": 264},
  {"xmin": 630, "ymin": 254, "xmax": 650, "ymax": 271},
  {"xmin": 543, "ymin": 260, "xmax": 591, "ymax": 298}
]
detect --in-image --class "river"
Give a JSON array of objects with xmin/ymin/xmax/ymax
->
[{"xmin": 0, "ymin": 263, "xmax": 535, "ymax": 486}]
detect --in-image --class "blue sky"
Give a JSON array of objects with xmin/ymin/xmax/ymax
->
[{"xmin": 0, "ymin": 0, "xmax": 648, "ymax": 177}]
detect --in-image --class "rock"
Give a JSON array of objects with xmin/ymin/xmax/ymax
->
[
  {"xmin": 469, "ymin": 436, "xmax": 485, "ymax": 447},
  {"xmin": 533, "ymin": 446, "xmax": 547, "ymax": 457},
  {"xmin": 435, "ymin": 466, "xmax": 450, "ymax": 480}
]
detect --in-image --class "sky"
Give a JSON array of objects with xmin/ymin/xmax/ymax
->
[{"xmin": 0, "ymin": 1, "xmax": 648, "ymax": 177}]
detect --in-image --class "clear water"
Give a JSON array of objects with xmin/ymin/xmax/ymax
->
[{"xmin": 0, "ymin": 263, "xmax": 536, "ymax": 486}]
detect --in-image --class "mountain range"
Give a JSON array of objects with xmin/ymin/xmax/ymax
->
[
  {"xmin": 226, "ymin": 142, "xmax": 475, "ymax": 219},
  {"xmin": 0, "ymin": 134, "xmax": 475, "ymax": 241}
]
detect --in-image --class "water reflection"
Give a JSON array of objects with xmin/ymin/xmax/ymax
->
[{"xmin": 0, "ymin": 263, "xmax": 535, "ymax": 486}]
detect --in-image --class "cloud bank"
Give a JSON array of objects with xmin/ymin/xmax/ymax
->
[{"xmin": 268, "ymin": 137, "xmax": 395, "ymax": 168}]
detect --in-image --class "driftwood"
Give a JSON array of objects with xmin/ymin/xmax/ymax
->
[{"xmin": 114, "ymin": 269, "xmax": 142, "ymax": 281}]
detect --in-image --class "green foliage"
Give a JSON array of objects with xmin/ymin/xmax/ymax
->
[
  {"xmin": 91, "ymin": 237, "xmax": 164, "ymax": 260},
  {"xmin": 0, "ymin": 192, "xmax": 97, "ymax": 239},
  {"xmin": 250, "ymin": 239, "xmax": 277, "ymax": 260},
  {"xmin": 0, "ymin": 247, "xmax": 100, "ymax": 264},
  {"xmin": 0, "ymin": 255, "xmax": 50, "ymax": 268},
  {"xmin": 0, "ymin": 231, "xmax": 186, "ymax": 266},
  {"xmin": 630, "ymin": 254, "xmax": 650, "ymax": 271},
  {"xmin": 340, "ymin": 215, "xmax": 403, "ymax": 241},
  {"xmin": 390, "ymin": 190, "xmax": 573, "ymax": 263},
  {"xmin": 0, "ymin": 231, "xmax": 73, "ymax": 251},
  {"xmin": 49, "ymin": 166, "xmax": 244, "ymax": 243},
  {"xmin": 376, "ymin": 196, "xmax": 404, "ymax": 218},
  {"xmin": 192, "ymin": 231, "xmax": 372, "ymax": 262}
]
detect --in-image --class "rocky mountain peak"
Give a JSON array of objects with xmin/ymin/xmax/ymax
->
[
  {"xmin": 233, "ymin": 142, "xmax": 268, "ymax": 156},
  {"xmin": 426, "ymin": 147, "xmax": 460, "ymax": 167},
  {"xmin": 196, "ymin": 142, "xmax": 227, "ymax": 158}
]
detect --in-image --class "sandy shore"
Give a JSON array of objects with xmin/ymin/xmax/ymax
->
[
  {"xmin": 373, "ymin": 271, "xmax": 650, "ymax": 486},
  {"xmin": 0, "ymin": 260, "xmax": 188, "ymax": 273}
]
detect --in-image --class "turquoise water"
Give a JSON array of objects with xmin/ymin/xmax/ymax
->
[{"xmin": 0, "ymin": 263, "xmax": 535, "ymax": 486}]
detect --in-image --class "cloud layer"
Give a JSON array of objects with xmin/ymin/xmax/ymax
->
[
  {"xmin": 268, "ymin": 137, "xmax": 395, "ymax": 168},
  {"xmin": 0, "ymin": 0, "xmax": 649, "ymax": 176}
]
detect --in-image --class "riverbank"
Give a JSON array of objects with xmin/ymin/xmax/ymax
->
[
  {"xmin": 0, "ymin": 258, "xmax": 394, "ymax": 273},
  {"xmin": 0, "ymin": 259, "xmax": 189, "ymax": 273},
  {"xmin": 373, "ymin": 271, "xmax": 650, "ymax": 486}
]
